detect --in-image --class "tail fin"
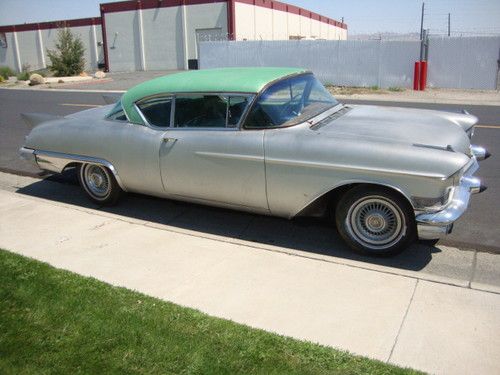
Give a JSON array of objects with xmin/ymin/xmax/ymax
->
[
  {"xmin": 102, "ymin": 94, "xmax": 122, "ymax": 104},
  {"xmin": 21, "ymin": 113, "xmax": 62, "ymax": 127}
]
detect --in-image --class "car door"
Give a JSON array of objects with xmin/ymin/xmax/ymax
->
[{"xmin": 158, "ymin": 93, "xmax": 268, "ymax": 211}]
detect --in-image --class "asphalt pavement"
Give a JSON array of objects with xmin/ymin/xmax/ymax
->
[{"xmin": 0, "ymin": 88, "xmax": 499, "ymax": 252}]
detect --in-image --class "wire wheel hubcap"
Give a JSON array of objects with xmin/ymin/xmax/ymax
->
[
  {"xmin": 347, "ymin": 196, "xmax": 406, "ymax": 250},
  {"xmin": 83, "ymin": 164, "xmax": 111, "ymax": 199}
]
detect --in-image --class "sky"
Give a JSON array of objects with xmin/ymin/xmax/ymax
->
[{"xmin": 1, "ymin": 0, "xmax": 500, "ymax": 36}]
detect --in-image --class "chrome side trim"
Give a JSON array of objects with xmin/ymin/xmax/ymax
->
[
  {"xmin": 33, "ymin": 150, "xmax": 127, "ymax": 192},
  {"xmin": 265, "ymin": 157, "xmax": 447, "ymax": 179},
  {"xmin": 195, "ymin": 151, "xmax": 264, "ymax": 162},
  {"xmin": 291, "ymin": 179, "xmax": 416, "ymax": 218}
]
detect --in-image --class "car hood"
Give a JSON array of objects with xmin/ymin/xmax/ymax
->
[{"xmin": 317, "ymin": 105, "xmax": 476, "ymax": 155}]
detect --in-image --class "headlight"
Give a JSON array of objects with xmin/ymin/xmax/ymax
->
[
  {"xmin": 412, "ymin": 188, "xmax": 453, "ymax": 211},
  {"xmin": 466, "ymin": 126, "xmax": 475, "ymax": 139}
]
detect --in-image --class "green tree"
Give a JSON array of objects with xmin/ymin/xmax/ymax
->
[{"xmin": 47, "ymin": 28, "xmax": 85, "ymax": 77}]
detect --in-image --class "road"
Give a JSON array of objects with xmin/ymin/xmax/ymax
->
[{"xmin": 1, "ymin": 88, "xmax": 499, "ymax": 252}]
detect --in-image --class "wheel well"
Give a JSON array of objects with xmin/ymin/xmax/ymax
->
[
  {"xmin": 62, "ymin": 162, "xmax": 80, "ymax": 171},
  {"xmin": 296, "ymin": 183, "xmax": 414, "ymax": 219}
]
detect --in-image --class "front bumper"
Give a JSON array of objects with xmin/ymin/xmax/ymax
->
[{"xmin": 416, "ymin": 157, "xmax": 486, "ymax": 240}]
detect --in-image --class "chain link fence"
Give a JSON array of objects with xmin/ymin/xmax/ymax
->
[{"xmin": 199, "ymin": 37, "xmax": 500, "ymax": 90}]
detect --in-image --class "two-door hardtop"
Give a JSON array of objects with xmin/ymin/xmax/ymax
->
[{"xmin": 20, "ymin": 67, "xmax": 489, "ymax": 255}]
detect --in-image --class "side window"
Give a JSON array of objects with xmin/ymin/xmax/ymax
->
[
  {"xmin": 136, "ymin": 96, "xmax": 172, "ymax": 127},
  {"xmin": 174, "ymin": 95, "xmax": 251, "ymax": 128},
  {"xmin": 174, "ymin": 95, "xmax": 227, "ymax": 128},
  {"xmin": 227, "ymin": 96, "xmax": 250, "ymax": 127}
]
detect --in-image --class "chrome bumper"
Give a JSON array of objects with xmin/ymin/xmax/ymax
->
[{"xmin": 416, "ymin": 158, "xmax": 486, "ymax": 240}]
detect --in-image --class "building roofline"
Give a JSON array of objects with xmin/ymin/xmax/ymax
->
[
  {"xmin": 100, "ymin": 0, "xmax": 228, "ymax": 13},
  {"xmin": 99, "ymin": 0, "xmax": 347, "ymax": 30},
  {"xmin": 235, "ymin": 0, "xmax": 347, "ymax": 30},
  {"xmin": 0, "ymin": 17, "xmax": 102, "ymax": 33}
]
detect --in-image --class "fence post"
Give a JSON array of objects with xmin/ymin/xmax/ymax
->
[{"xmin": 413, "ymin": 61, "xmax": 421, "ymax": 90}]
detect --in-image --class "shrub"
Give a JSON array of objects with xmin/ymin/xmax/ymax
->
[
  {"xmin": 0, "ymin": 66, "xmax": 14, "ymax": 80},
  {"xmin": 388, "ymin": 86, "xmax": 404, "ymax": 92},
  {"xmin": 0, "ymin": 76, "xmax": 4, "ymax": 83},
  {"xmin": 47, "ymin": 28, "xmax": 85, "ymax": 77},
  {"xmin": 16, "ymin": 71, "xmax": 30, "ymax": 81}
]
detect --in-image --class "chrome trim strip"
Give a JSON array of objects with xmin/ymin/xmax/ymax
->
[
  {"xmin": 33, "ymin": 150, "xmax": 127, "ymax": 192},
  {"xmin": 195, "ymin": 151, "xmax": 264, "ymax": 162},
  {"xmin": 265, "ymin": 157, "xmax": 447, "ymax": 179}
]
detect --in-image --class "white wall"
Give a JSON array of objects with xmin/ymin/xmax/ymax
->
[
  {"xmin": 234, "ymin": 3, "xmax": 346, "ymax": 41},
  {"xmin": 0, "ymin": 25, "xmax": 102, "ymax": 73},
  {"xmin": 105, "ymin": 11, "xmax": 143, "ymax": 72},
  {"xmin": 0, "ymin": 33, "xmax": 18, "ymax": 72},
  {"xmin": 105, "ymin": 2, "xmax": 228, "ymax": 71},
  {"xmin": 186, "ymin": 2, "xmax": 228, "ymax": 59},
  {"xmin": 141, "ymin": 7, "xmax": 184, "ymax": 71}
]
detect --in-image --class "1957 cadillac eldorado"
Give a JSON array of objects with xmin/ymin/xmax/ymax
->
[{"xmin": 19, "ymin": 67, "xmax": 490, "ymax": 255}]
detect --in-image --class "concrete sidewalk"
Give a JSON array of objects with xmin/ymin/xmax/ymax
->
[{"xmin": 0, "ymin": 173, "xmax": 499, "ymax": 374}]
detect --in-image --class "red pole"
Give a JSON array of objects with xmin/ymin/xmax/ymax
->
[
  {"xmin": 413, "ymin": 61, "xmax": 421, "ymax": 91},
  {"xmin": 419, "ymin": 61, "xmax": 428, "ymax": 91}
]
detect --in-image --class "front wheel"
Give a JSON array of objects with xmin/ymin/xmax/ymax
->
[
  {"xmin": 335, "ymin": 186, "xmax": 416, "ymax": 256},
  {"xmin": 78, "ymin": 163, "xmax": 122, "ymax": 206}
]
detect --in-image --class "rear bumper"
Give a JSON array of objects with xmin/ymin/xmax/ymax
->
[{"xmin": 416, "ymin": 158, "xmax": 485, "ymax": 240}]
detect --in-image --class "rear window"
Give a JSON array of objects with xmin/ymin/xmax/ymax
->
[{"xmin": 106, "ymin": 102, "xmax": 128, "ymax": 122}]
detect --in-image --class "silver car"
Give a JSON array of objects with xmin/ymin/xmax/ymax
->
[{"xmin": 19, "ymin": 67, "xmax": 490, "ymax": 255}]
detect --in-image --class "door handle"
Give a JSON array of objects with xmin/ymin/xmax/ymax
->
[{"xmin": 163, "ymin": 137, "xmax": 178, "ymax": 143}]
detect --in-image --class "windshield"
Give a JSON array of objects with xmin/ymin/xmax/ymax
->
[{"xmin": 244, "ymin": 73, "xmax": 338, "ymax": 128}]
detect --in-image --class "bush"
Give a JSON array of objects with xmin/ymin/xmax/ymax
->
[
  {"xmin": 0, "ymin": 76, "xmax": 4, "ymax": 83},
  {"xmin": 16, "ymin": 71, "xmax": 30, "ymax": 81},
  {"xmin": 0, "ymin": 66, "xmax": 14, "ymax": 80},
  {"xmin": 47, "ymin": 28, "xmax": 85, "ymax": 77},
  {"xmin": 388, "ymin": 86, "xmax": 404, "ymax": 92}
]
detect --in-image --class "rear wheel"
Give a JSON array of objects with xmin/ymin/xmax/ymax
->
[
  {"xmin": 335, "ymin": 186, "xmax": 416, "ymax": 256},
  {"xmin": 78, "ymin": 163, "xmax": 122, "ymax": 206}
]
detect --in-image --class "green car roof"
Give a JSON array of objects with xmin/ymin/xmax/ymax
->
[{"xmin": 121, "ymin": 67, "xmax": 308, "ymax": 124}]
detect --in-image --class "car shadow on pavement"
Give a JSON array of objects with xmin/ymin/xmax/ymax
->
[{"xmin": 16, "ymin": 172, "xmax": 438, "ymax": 271}]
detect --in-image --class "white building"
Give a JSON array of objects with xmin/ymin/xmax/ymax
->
[
  {"xmin": 0, "ymin": 18, "xmax": 103, "ymax": 73},
  {"xmin": 0, "ymin": 0, "xmax": 347, "ymax": 73}
]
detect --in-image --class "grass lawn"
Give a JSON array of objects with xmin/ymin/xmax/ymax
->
[{"xmin": 0, "ymin": 249, "xmax": 421, "ymax": 374}]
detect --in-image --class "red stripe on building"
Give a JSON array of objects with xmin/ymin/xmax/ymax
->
[
  {"xmin": 0, "ymin": 17, "xmax": 101, "ymax": 33},
  {"xmin": 100, "ymin": 0, "xmax": 227, "ymax": 13}
]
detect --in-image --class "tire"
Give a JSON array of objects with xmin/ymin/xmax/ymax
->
[
  {"xmin": 77, "ymin": 163, "xmax": 122, "ymax": 206},
  {"xmin": 335, "ymin": 186, "xmax": 416, "ymax": 256}
]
